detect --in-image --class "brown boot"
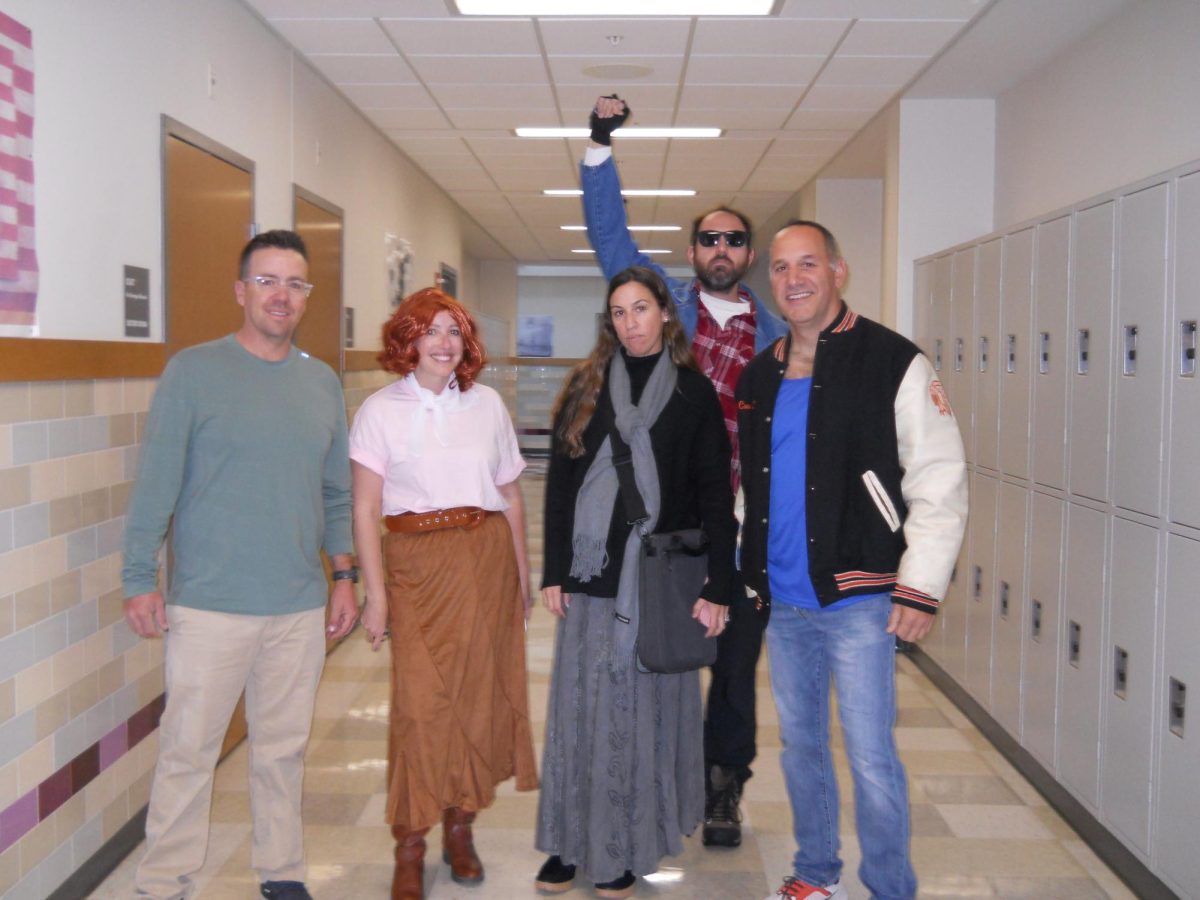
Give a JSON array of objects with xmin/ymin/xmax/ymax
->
[
  {"xmin": 441, "ymin": 806, "xmax": 484, "ymax": 884},
  {"xmin": 391, "ymin": 825, "xmax": 428, "ymax": 900}
]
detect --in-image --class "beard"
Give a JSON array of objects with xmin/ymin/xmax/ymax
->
[{"xmin": 695, "ymin": 254, "xmax": 749, "ymax": 294}]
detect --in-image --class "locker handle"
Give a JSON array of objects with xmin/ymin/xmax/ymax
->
[
  {"xmin": 1068, "ymin": 620, "xmax": 1082, "ymax": 667},
  {"xmin": 1031, "ymin": 599, "xmax": 1042, "ymax": 641},
  {"xmin": 1114, "ymin": 645, "xmax": 1129, "ymax": 699},
  {"xmin": 954, "ymin": 337, "xmax": 964, "ymax": 373},
  {"xmin": 978, "ymin": 336, "xmax": 989, "ymax": 373},
  {"xmin": 999, "ymin": 581, "xmax": 1010, "ymax": 618},
  {"xmin": 1077, "ymin": 329, "xmax": 1090, "ymax": 375},
  {"xmin": 1006, "ymin": 334, "xmax": 1017, "ymax": 374},
  {"xmin": 934, "ymin": 338, "xmax": 943, "ymax": 372},
  {"xmin": 1039, "ymin": 332, "xmax": 1050, "ymax": 375},
  {"xmin": 1169, "ymin": 677, "xmax": 1186, "ymax": 738},
  {"xmin": 1181, "ymin": 321, "xmax": 1197, "ymax": 377},
  {"xmin": 973, "ymin": 565, "xmax": 982, "ymax": 601},
  {"xmin": 1123, "ymin": 325, "xmax": 1138, "ymax": 376}
]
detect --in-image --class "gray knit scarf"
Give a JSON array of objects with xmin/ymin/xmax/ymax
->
[{"xmin": 569, "ymin": 349, "xmax": 677, "ymax": 659}]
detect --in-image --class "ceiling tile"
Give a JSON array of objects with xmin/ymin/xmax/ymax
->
[
  {"xmin": 783, "ymin": 108, "xmax": 875, "ymax": 130},
  {"xmin": 429, "ymin": 82, "xmax": 556, "ymax": 107},
  {"xmin": 250, "ymin": 0, "xmax": 447, "ymax": 16},
  {"xmin": 800, "ymin": 83, "xmax": 899, "ymax": 109},
  {"xmin": 341, "ymin": 83, "xmax": 438, "ymax": 108},
  {"xmin": 445, "ymin": 107, "xmax": 560, "ymax": 129},
  {"xmin": 741, "ymin": 168, "xmax": 814, "ymax": 191},
  {"xmin": 372, "ymin": 108, "xmax": 453, "ymax": 129},
  {"xmin": 839, "ymin": 18, "xmax": 969, "ymax": 55},
  {"xmin": 548, "ymin": 55, "xmax": 685, "ymax": 85},
  {"xmin": 679, "ymin": 84, "xmax": 804, "ymax": 109},
  {"xmin": 778, "ymin": 0, "xmax": 980, "ymax": 19},
  {"xmin": 409, "ymin": 55, "xmax": 548, "ymax": 84},
  {"xmin": 538, "ymin": 18, "xmax": 692, "ymax": 56},
  {"xmin": 691, "ymin": 17, "xmax": 849, "ymax": 56},
  {"xmin": 818, "ymin": 55, "xmax": 929, "ymax": 86},
  {"xmin": 491, "ymin": 169, "xmax": 577, "ymax": 191},
  {"xmin": 308, "ymin": 54, "xmax": 418, "ymax": 84},
  {"xmin": 465, "ymin": 137, "xmax": 567, "ymax": 157},
  {"xmin": 682, "ymin": 55, "xmax": 824, "ymax": 86},
  {"xmin": 431, "ymin": 170, "xmax": 498, "ymax": 191},
  {"xmin": 555, "ymin": 85, "xmax": 680, "ymax": 112},
  {"xmin": 667, "ymin": 107, "xmax": 792, "ymax": 130},
  {"xmin": 380, "ymin": 18, "xmax": 542, "ymax": 55},
  {"xmin": 268, "ymin": 18, "xmax": 395, "ymax": 54},
  {"xmin": 391, "ymin": 135, "xmax": 472, "ymax": 157}
]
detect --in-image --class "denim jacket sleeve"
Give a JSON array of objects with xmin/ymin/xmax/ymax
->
[{"xmin": 581, "ymin": 155, "xmax": 672, "ymax": 283}]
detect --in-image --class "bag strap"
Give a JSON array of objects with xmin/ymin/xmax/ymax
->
[{"xmin": 609, "ymin": 422, "xmax": 649, "ymax": 530}]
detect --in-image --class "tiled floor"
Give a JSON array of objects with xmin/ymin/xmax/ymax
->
[{"xmin": 93, "ymin": 475, "xmax": 1135, "ymax": 899}]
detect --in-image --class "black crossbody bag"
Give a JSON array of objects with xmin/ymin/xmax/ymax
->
[{"xmin": 609, "ymin": 425, "xmax": 718, "ymax": 673}]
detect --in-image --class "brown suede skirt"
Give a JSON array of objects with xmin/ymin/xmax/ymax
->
[{"xmin": 382, "ymin": 512, "xmax": 538, "ymax": 830}]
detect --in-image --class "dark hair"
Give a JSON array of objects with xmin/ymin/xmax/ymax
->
[
  {"xmin": 378, "ymin": 287, "xmax": 486, "ymax": 391},
  {"xmin": 238, "ymin": 230, "xmax": 308, "ymax": 279},
  {"xmin": 552, "ymin": 266, "xmax": 697, "ymax": 458},
  {"xmin": 775, "ymin": 219, "xmax": 842, "ymax": 263},
  {"xmin": 689, "ymin": 206, "xmax": 754, "ymax": 247}
]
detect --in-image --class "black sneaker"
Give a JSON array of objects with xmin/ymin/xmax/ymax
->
[
  {"xmin": 594, "ymin": 870, "xmax": 635, "ymax": 899},
  {"xmin": 535, "ymin": 855, "xmax": 576, "ymax": 893},
  {"xmin": 703, "ymin": 764, "xmax": 743, "ymax": 847},
  {"xmin": 260, "ymin": 882, "xmax": 313, "ymax": 900}
]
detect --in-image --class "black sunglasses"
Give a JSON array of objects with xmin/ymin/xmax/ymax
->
[{"xmin": 695, "ymin": 230, "xmax": 749, "ymax": 248}]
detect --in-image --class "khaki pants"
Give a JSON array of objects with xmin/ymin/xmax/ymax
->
[{"xmin": 135, "ymin": 605, "xmax": 327, "ymax": 899}]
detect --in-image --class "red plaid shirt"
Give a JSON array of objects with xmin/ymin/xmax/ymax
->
[{"xmin": 690, "ymin": 288, "xmax": 757, "ymax": 492}]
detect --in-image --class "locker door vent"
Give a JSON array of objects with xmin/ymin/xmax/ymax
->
[
  {"xmin": 955, "ymin": 337, "xmax": 964, "ymax": 373},
  {"xmin": 979, "ymin": 336, "xmax": 989, "ymax": 373},
  {"xmin": 973, "ymin": 565, "xmax": 983, "ymax": 601},
  {"xmin": 1006, "ymin": 334, "xmax": 1017, "ymax": 374},
  {"xmin": 1077, "ymin": 329, "xmax": 1090, "ymax": 375},
  {"xmin": 1031, "ymin": 599, "xmax": 1042, "ymax": 641},
  {"xmin": 1068, "ymin": 620, "xmax": 1082, "ymax": 667},
  {"xmin": 1114, "ymin": 645, "xmax": 1129, "ymax": 699},
  {"xmin": 1039, "ymin": 332, "xmax": 1050, "ymax": 375},
  {"xmin": 1169, "ymin": 678, "xmax": 1186, "ymax": 738},
  {"xmin": 999, "ymin": 581, "xmax": 1010, "ymax": 619},
  {"xmin": 935, "ymin": 338, "xmax": 943, "ymax": 372}
]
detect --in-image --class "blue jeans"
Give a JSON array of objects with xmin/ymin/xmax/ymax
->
[{"xmin": 766, "ymin": 596, "xmax": 917, "ymax": 900}]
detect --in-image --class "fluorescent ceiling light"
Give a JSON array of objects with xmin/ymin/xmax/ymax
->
[
  {"xmin": 561, "ymin": 225, "xmax": 681, "ymax": 232},
  {"xmin": 544, "ymin": 189, "xmax": 696, "ymax": 197},
  {"xmin": 457, "ymin": 1, "xmax": 773, "ymax": 15},
  {"xmin": 517, "ymin": 127, "xmax": 720, "ymax": 139}
]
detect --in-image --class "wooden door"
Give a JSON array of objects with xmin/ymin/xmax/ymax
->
[
  {"xmin": 292, "ymin": 189, "xmax": 343, "ymax": 371},
  {"xmin": 162, "ymin": 120, "xmax": 255, "ymax": 756}
]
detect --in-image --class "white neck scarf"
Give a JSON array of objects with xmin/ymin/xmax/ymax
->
[{"xmin": 401, "ymin": 372, "xmax": 479, "ymax": 457}]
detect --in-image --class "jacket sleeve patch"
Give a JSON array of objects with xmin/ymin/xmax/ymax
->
[{"xmin": 929, "ymin": 380, "xmax": 953, "ymax": 417}]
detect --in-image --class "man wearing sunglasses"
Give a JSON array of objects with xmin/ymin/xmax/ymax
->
[
  {"xmin": 582, "ymin": 94, "xmax": 789, "ymax": 849},
  {"xmin": 122, "ymin": 230, "xmax": 358, "ymax": 900}
]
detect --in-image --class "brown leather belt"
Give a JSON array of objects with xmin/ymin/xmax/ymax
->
[{"xmin": 385, "ymin": 506, "xmax": 490, "ymax": 534}]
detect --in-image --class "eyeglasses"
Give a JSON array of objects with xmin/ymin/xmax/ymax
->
[
  {"xmin": 249, "ymin": 275, "xmax": 314, "ymax": 297},
  {"xmin": 695, "ymin": 230, "xmax": 749, "ymax": 248}
]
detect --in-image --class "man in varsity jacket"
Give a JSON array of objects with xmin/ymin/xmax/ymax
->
[{"xmin": 737, "ymin": 220, "xmax": 967, "ymax": 900}]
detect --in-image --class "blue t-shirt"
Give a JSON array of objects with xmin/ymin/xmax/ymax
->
[{"xmin": 767, "ymin": 378, "xmax": 883, "ymax": 611}]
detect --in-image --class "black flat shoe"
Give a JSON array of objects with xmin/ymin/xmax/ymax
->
[
  {"xmin": 535, "ymin": 855, "xmax": 576, "ymax": 893},
  {"xmin": 594, "ymin": 870, "xmax": 635, "ymax": 899}
]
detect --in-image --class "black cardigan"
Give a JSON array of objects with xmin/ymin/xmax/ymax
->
[{"xmin": 541, "ymin": 353, "xmax": 737, "ymax": 604}]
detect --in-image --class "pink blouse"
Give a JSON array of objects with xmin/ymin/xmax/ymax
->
[{"xmin": 349, "ymin": 375, "xmax": 526, "ymax": 515}]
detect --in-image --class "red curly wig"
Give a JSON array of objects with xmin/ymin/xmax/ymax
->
[{"xmin": 378, "ymin": 287, "xmax": 487, "ymax": 391}]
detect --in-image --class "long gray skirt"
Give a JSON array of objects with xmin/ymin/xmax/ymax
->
[{"xmin": 534, "ymin": 592, "xmax": 705, "ymax": 883}]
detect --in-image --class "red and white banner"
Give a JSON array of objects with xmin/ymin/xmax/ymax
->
[{"xmin": 0, "ymin": 11, "xmax": 36, "ymax": 332}]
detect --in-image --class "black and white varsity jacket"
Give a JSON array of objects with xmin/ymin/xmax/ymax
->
[{"xmin": 736, "ymin": 302, "xmax": 968, "ymax": 614}]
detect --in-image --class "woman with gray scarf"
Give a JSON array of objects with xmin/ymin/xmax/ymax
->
[{"xmin": 534, "ymin": 266, "xmax": 737, "ymax": 898}]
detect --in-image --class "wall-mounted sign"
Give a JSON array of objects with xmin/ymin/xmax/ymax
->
[{"xmin": 123, "ymin": 265, "xmax": 150, "ymax": 338}]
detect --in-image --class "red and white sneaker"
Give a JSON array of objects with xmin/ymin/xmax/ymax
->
[{"xmin": 764, "ymin": 876, "xmax": 849, "ymax": 900}]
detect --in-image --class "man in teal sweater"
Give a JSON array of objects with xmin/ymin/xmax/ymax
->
[{"xmin": 122, "ymin": 230, "xmax": 358, "ymax": 900}]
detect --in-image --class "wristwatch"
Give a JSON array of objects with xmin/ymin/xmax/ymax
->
[{"xmin": 331, "ymin": 567, "xmax": 359, "ymax": 583}]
